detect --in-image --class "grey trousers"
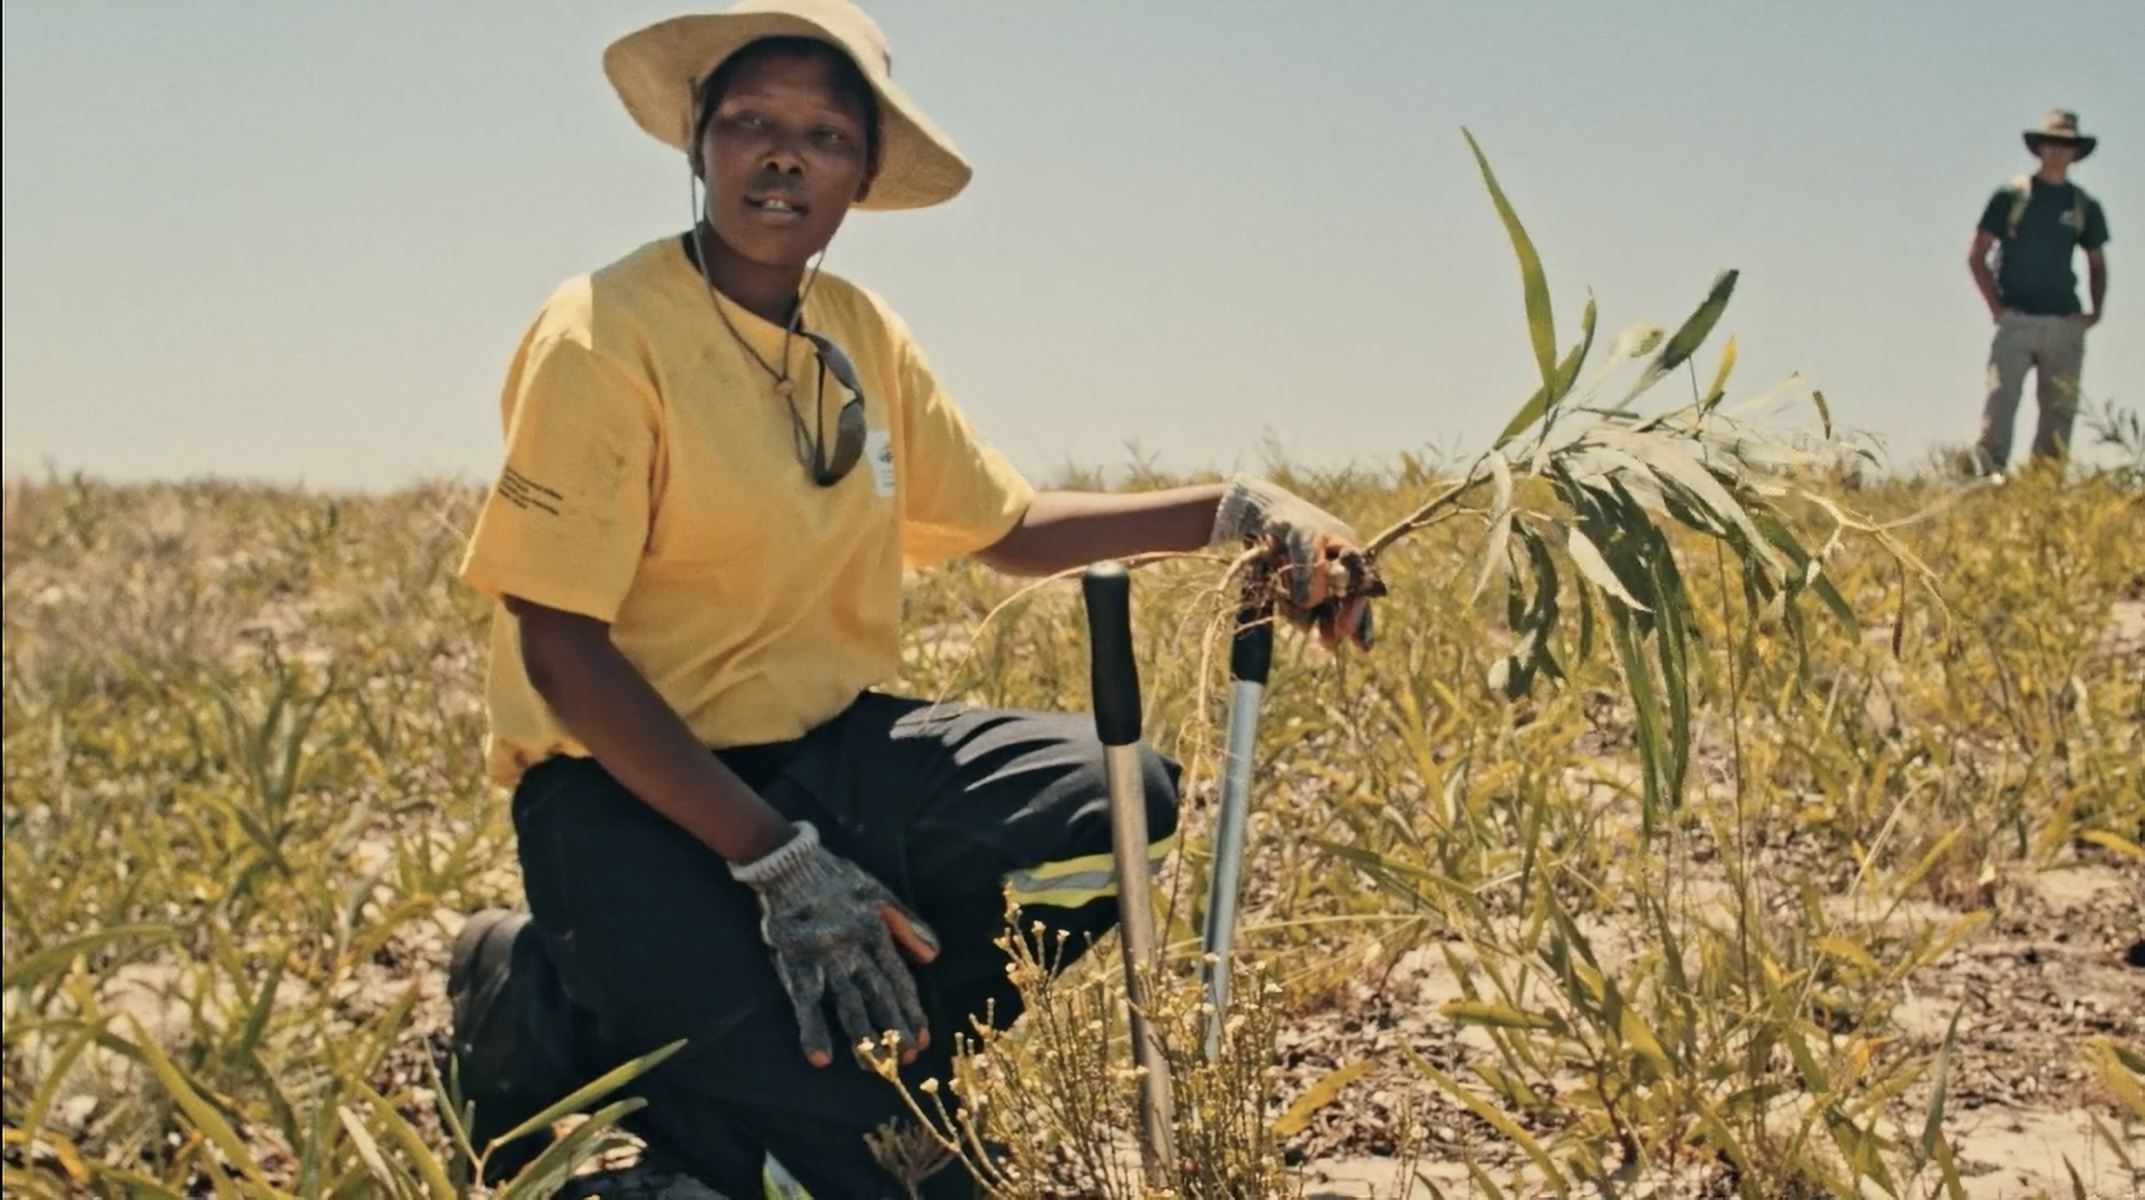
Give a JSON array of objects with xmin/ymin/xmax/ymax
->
[{"xmin": 1978, "ymin": 311, "xmax": 2089, "ymax": 471}]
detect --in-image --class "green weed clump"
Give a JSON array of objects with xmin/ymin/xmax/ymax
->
[{"xmin": 5, "ymin": 136, "xmax": 2140, "ymax": 1198}]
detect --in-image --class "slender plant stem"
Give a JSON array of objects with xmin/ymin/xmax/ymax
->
[{"xmin": 1365, "ymin": 470, "xmax": 1491, "ymax": 558}]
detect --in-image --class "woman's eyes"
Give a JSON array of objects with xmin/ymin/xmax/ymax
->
[{"xmin": 718, "ymin": 111, "xmax": 856, "ymax": 149}]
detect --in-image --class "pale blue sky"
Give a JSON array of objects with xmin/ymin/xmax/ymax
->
[{"xmin": 4, "ymin": 2, "xmax": 2139, "ymax": 490}]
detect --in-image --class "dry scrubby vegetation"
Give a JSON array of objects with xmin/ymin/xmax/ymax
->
[{"xmin": 5, "ymin": 142, "xmax": 2143, "ymax": 1198}]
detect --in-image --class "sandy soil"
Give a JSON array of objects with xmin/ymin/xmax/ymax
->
[{"xmin": 1262, "ymin": 858, "xmax": 2142, "ymax": 1199}]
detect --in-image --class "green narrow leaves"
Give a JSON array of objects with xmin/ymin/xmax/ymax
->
[
  {"xmin": 1441, "ymin": 1000, "xmax": 1560, "ymax": 1032},
  {"xmin": 1701, "ymin": 334, "xmax": 1739, "ymax": 412},
  {"xmin": 499, "ymin": 1099, "xmax": 651, "ymax": 1200},
  {"xmin": 1560, "ymin": 526, "xmax": 1649, "ymax": 612},
  {"xmin": 1918, "ymin": 1004, "xmax": 1963, "ymax": 1164},
  {"xmin": 1489, "ymin": 527, "xmax": 1563, "ymax": 701},
  {"xmin": 1647, "ymin": 524, "xmax": 1696, "ymax": 816},
  {"xmin": 485, "ymin": 1038, "xmax": 687, "ymax": 1152},
  {"xmin": 227, "ymin": 953, "xmax": 285, "ymax": 1066},
  {"xmin": 1271, "ymin": 1061, "xmax": 1372, "ymax": 1137},
  {"xmin": 347, "ymin": 1078, "xmax": 457, "ymax": 1200},
  {"xmin": 1602, "ymin": 432, "xmax": 1768, "ymax": 557},
  {"xmin": 1464, "ymin": 128, "xmax": 1559, "ymax": 399},
  {"xmin": 20, "ymin": 1021, "xmax": 104, "ymax": 1158},
  {"xmin": 1824, "ymin": 1105, "xmax": 1900, "ymax": 1197},
  {"xmin": 1494, "ymin": 295, "xmax": 1600, "ymax": 449},
  {"xmin": 2, "ymin": 924, "xmax": 175, "ymax": 994},
  {"xmin": 1404, "ymin": 1045, "xmax": 1571, "ymax": 1196},
  {"xmin": 124, "ymin": 1015, "xmax": 280, "ymax": 1195},
  {"xmin": 1612, "ymin": 606, "xmax": 1668, "ymax": 836},
  {"xmin": 336, "ymin": 1106, "xmax": 405, "ymax": 1196},
  {"xmin": 1651, "ymin": 268, "xmax": 1740, "ymax": 382},
  {"xmin": 1471, "ymin": 450, "xmax": 1517, "ymax": 603},
  {"xmin": 1567, "ymin": 296, "xmax": 1599, "ymax": 384}
]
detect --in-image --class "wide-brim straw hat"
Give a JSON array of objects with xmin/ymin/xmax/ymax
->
[
  {"xmin": 603, "ymin": 0, "xmax": 971, "ymax": 210},
  {"xmin": 2023, "ymin": 109, "xmax": 2097, "ymax": 161}
]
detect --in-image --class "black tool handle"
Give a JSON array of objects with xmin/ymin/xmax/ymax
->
[
  {"xmin": 1230, "ymin": 604, "xmax": 1275, "ymax": 685},
  {"xmin": 1081, "ymin": 561, "xmax": 1142, "ymax": 747}
]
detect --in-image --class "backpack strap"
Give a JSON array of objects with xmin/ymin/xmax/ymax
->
[
  {"xmin": 2003, "ymin": 175, "xmax": 2091, "ymax": 241},
  {"xmin": 2003, "ymin": 174, "xmax": 2032, "ymax": 240}
]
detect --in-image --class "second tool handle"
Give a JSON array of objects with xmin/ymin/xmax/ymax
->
[
  {"xmin": 1081, "ymin": 561, "xmax": 1142, "ymax": 747},
  {"xmin": 1230, "ymin": 602, "xmax": 1275, "ymax": 685}
]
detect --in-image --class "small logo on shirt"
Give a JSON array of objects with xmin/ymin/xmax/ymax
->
[
  {"xmin": 865, "ymin": 429, "xmax": 895, "ymax": 498},
  {"xmin": 497, "ymin": 467, "xmax": 562, "ymax": 515},
  {"xmin": 2059, "ymin": 208, "xmax": 2083, "ymax": 229}
]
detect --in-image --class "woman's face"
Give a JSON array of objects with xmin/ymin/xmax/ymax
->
[{"xmin": 697, "ymin": 46, "xmax": 875, "ymax": 272}]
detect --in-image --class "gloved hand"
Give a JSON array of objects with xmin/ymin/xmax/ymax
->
[
  {"xmin": 727, "ymin": 820, "xmax": 940, "ymax": 1068},
  {"xmin": 1211, "ymin": 475, "xmax": 1385, "ymax": 650}
]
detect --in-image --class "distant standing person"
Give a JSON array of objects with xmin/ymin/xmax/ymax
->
[{"xmin": 1966, "ymin": 109, "xmax": 2110, "ymax": 477}]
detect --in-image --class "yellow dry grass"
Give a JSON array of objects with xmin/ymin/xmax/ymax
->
[{"xmin": 2, "ymin": 449, "xmax": 2137, "ymax": 1197}]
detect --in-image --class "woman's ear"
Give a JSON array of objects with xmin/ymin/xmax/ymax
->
[
  {"xmin": 854, "ymin": 141, "xmax": 879, "ymax": 202},
  {"xmin": 687, "ymin": 85, "xmax": 716, "ymax": 184}
]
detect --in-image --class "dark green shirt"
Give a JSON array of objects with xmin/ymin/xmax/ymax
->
[{"xmin": 1978, "ymin": 176, "xmax": 2111, "ymax": 316}]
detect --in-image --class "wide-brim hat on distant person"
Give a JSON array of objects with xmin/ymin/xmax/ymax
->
[
  {"xmin": 603, "ymin": 0, "xmax": 972, "ymax": 210},
  {"xmin": 2023, "ymin": 109, "xmax": 2097, "ymax": 161}
]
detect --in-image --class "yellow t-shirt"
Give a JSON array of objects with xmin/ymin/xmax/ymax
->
[{"xmin": 458, "ymin": 234, "xmax": 1035, "ymax": 786}]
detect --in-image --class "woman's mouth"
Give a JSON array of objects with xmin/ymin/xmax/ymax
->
[{"xmin": 747, "ymin": 194, "xmax": 807, "ymax": 219}]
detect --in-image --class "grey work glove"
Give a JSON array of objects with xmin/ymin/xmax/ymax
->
[
  {"xmin": 1212, "ymin": 475, "xmax": 1386, "ymax": 651},
  {"xmin": 728, "ymin": 820, "xmax": 940, "ymax": 1068}
]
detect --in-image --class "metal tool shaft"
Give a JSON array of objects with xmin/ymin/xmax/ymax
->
[
  {"xmin": 1199, "ymin": 604, "xmax": 1274, "ymax": 1061},
  {"xmin": 1081, "ymin": 561, "xmax": 1176, "ymax": 1183}
]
